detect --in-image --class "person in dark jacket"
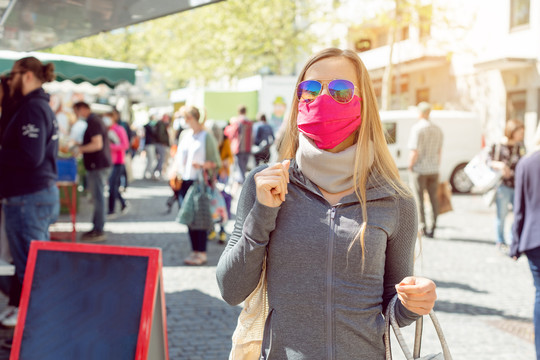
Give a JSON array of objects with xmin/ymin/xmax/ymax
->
[
  {"xmin": 73, "ymin": 102, "xmax": 112, "ymax": 242},
  {"xmin": 0, "ymin": 57, "xmax": 60, "ymax": 319},
  {"xmin": 510, "ymin": 129, "xmax": 540, "ymax": 360},
  {"xmin": 0, "ymin": 73, "xmax": 24, "ymax": 329}
]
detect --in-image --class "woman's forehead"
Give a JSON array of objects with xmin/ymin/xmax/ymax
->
[{"xmin": 304, "ymin": 57, "xmax": 357, "ymax": 81}]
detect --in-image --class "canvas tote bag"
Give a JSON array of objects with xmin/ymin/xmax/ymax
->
[{"xmin": 229, "ymin": 257, "xmax": 268, "ymax": 360}]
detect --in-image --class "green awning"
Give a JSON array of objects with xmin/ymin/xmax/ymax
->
[{"xmin": 0, "ymin": 51, "xmax": 137, "ymax": 87}]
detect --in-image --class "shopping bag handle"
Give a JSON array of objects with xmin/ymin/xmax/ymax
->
[{"xmin": 384, "ymin": 294, "xmax": 452, "ymax": 360}]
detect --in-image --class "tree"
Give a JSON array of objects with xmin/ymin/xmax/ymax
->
[{"xmin": 47, "ymin": 0, "xmax": 322, "ymax": 90}]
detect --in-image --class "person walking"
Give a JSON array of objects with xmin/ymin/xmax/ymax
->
[
  {"xmin": 115, "ymin": 108, "xmax": 134, "ymax": 191},
  {"xmin": 407, "ymin": 101, "xmax": 443, "ymax": 238},
  {"xmin": 252, "ymin": 113, "xmax": 275, "ymax": 166},
  {"xmin": 171, "ymin": 106, "xmax": 221, "ymax": 266},
  {"xmin": 217, "ymin": 48, "xmax": 436, "ymax": 359},
  {"xmin": 73, "ymin": 102, "xmax": 112, "ymax": 242},
  {"xmin": 510, "ymin": 128, "xmax": 540, "ymax": 360},
  {"xmin": 489, "ymin": 118, "xmax": 526, "ymax": 249},
  {"xmin": 0, "ymin": 57, "xmax": 60, "ymax": 327},
  {"xmin": 103, "ymin": 110, "xmax": 129, "ymax": 217},
  {"xmin": 153, "ymin": 114, "xmax": 171, "ymax": 180},
  {"xmin": 224, "ymin": 105, "xmax": 253, "ymax": 192},
  {"xmin": 143, "ymin": 116, "xmax": 158, "ymax": 179}
]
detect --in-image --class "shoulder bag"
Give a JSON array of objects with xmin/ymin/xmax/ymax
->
[
  {"xmin": 464, "ymin": 144, "xmax": 502, "ymax": 193},
  {"xmin": 384, "ymin": 294, "xmax": 452, "ymax": 360},
  {"xmin": 176, "ymin": 173, "xmax": 214, "ymax": 231}
]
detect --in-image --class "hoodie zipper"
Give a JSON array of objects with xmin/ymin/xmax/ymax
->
[{"xmin": 327, "ymin": 206, "xmax": 337, "ymax": 360}]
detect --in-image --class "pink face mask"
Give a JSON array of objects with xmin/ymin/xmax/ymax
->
[{"xmin": 297, "ymin": 94, "xmax": 362, "ymax": 149}]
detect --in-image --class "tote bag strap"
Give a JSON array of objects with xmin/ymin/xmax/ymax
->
[{"xmin": 384, "ymin": 294, "xmax": 452, "ymax": 360}]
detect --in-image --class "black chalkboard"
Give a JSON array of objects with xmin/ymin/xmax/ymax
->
[{"xmin": 11, "ymin": 242, "xmax": 168, "ymax": 360}]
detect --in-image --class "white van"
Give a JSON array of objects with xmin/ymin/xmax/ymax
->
[{"xmin": 379, "ymin": 110, "xmax": 483, "ymax": 193}]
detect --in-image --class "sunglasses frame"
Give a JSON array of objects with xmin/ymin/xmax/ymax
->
[{"xmin": 297, "ymin": 79, "xmax": 359, "ymax": 104}]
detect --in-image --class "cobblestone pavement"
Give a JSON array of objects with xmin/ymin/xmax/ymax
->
[{"xmin": 0, "ymin": 155, "xmax": 536, "ymax": 359}]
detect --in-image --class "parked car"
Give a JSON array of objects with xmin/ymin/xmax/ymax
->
[{"xmin": 379, "ymin": 110, "xmax": 483, "ymax": 193}]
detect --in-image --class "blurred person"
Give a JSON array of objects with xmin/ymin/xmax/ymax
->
[
  {"xmin": 208, "ymin": 122, "xmax": 234, "ymax": 244},
  {"xmin": 103, "ymin": 111, "xmax": 129, "ymax": 218},
  {"xmin": 0, "ymin": 73, "xmax": 23, "ymax": 320},
  {"xmin": 49, "ymin": 94, "xmax": 69, "ymax": 137},
  {"xmin": 0, "ymin": 57, "xmax": 60, "ymax": 327},
  {"xmin": 171, "ymin": 106, "xmax": 221, "ymax": 266},
  {"xmin": 252, "ymin": 113, "xmax": 275, "ymax": 166},
  {"xmin": 153, "ymin": 114, "xmax": 171, "ymax": 180},
  {"xmin": 69, "ymin": 110, "xmax": 88, "ymax": 145},
  {"xmin": 73, "ymin": 102, "xmax": 112, "ymax": 242},
  {"xmin": 489, "ymin": 119, "xmax": 526, "ymax": 249},
  {"xmin": 114, "ymin": 108, "xmax": 134, "ymax": 191},
  {"xmin": 217, "ymin": 48, "xmax": 436, "ymax": 359},
  {"xmin": 143, "ymin": 116, "xmax": 158, "ymax": 179},
  {"xmin": 224, "ymin": 105, "xmax": 253, "ymax": 193},
  {"xmin": 510, "ymin": 127, "xmax": 540, "ymax": 360},
  {"xmin": 407, "ymin": 101, "xmax": 443, "ymax": 238}
]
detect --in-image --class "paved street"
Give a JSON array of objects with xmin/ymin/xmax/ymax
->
[{"xmin": 0, "ymin": 155, "xmax": 536, "ymax": 359}]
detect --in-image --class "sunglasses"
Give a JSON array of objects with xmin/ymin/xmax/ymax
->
[{"xmin": 297, "ymin": 79, "xmax": 357, "ymax": 104}]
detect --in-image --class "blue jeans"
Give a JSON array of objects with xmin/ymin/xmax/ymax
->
[
  {"xmin": 526, "ymin": 246, "xmax": 540, "ymax": 360},
  {"xmin": 3, "ymin": 185, "xmax": 59, "ymax": 282},
  {"xmin": 108, "ymin": 164, "xmax": 126, "ymax": 213},
  {"xmin": 87, "ymin": 167, "xmax": 111, "ymax": 232},
  {"xmin": 495, "ymin": 184, "xmax": 514, "ymax": 245},
  {"xmin": 154, "ymin": 143, "xmax": 167, "ymax": 175}
]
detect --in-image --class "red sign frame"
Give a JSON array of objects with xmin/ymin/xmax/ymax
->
[{"xmin": 10, "ymin": 241, "xmax": 169, "ymax": 360}]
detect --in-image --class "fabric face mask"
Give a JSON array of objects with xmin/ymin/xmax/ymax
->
[{"xmin": 296, "ymin": 94, "xmax": 362, "ymax": 150}]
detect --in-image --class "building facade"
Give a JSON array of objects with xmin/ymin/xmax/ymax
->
[{"xmin": 343, "ymin": 0, "xmax": 540, "ymax": 148}]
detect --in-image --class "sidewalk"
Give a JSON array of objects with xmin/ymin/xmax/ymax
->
[{"xmin": 0, "ymin": 155, "xmax": 535, "ymax": 359}]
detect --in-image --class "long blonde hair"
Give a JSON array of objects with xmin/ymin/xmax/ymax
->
[{"xmin": 279, "ymin": 48, "xmax": 411, "ymax": 264}]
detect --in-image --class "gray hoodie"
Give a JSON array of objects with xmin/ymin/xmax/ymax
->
[{"xmin": 217, "ymin": 160, "xmax": 420, "ymax": 359}]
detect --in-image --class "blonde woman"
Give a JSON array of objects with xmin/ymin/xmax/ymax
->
[
  {"xmin": 172, "ymin": 106, "xmax": 221, "ymax": 265},
  {"xmin": 216, "ymin": 48, "xmax": 437, "ymax": 358}
]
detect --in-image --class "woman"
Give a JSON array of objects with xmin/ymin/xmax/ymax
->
[
  {"xmin": 172, "ymin": 106, "xmax": 221, "ymax": 266},
  {"xmin": 216, "ymin": 48, "xmax": 436, "ymax": 359},
  {"xmin": 489, "ymin": 119, "xmax": 526, "ymax": 249},
  {"xmin": 510, "ymin": 128, "xmax": 540, "ymax": 360},
  {"xmin": 105, "ymin": 109, "xmax": 130, "ymax": 217}
]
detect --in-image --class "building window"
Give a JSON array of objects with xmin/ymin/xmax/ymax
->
[
  {"xmin": 400, "ymin": 26, "xmax": 409, "ymax": 41},
  {"xmin": 416, "ymin": 88, "xmax": 430, "ymax": 105},
  {"xmin": 510, "ymin": 0, "xmax": 530, "ymax": 29},
  {"xmin": 419, "ymin": 5, "xmax": 432, "ymax": 39}
]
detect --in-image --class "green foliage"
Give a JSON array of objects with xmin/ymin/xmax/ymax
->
[{"xmin": 46, "ymin": 0, "xmax": 320, "ymax": 90}]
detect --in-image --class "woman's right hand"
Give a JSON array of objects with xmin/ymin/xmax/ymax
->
[{"xmin": 254, "ymin": 160, "xmax": 290, "ymax": 208}]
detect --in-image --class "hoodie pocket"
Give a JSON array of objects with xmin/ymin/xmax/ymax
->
[{"xmin": 260, "ymin": 308, "xmax": 275, "ymax": 359}]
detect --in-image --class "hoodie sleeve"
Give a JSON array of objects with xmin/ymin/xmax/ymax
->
[
  {"xmin": 0, "ymin": 104, "xmax": 50, "ymax": 169},
  {"xmin": 216, "ymin": 166, "xmax": 281, "ymax": 305},
  {"xmin": 384, "ymin": 194, "xmax": 421, "ymax": 327}
]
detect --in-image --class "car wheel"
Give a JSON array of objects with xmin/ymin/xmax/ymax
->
[{"xmin": 450, "ymin": 163, "xmax": 473, "ymax": 193}]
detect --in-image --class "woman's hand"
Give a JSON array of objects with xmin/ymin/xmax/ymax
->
[
  {"xmin": 254, "ymin": 160, "xmax": 290, "ymax": 208},
  {"xmin": 395, "ymin": 276, "xmax": 437, "ymax": 315}
]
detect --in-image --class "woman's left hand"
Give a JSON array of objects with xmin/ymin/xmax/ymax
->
[{"xmin": 395, "ymin": 276, "xmax": 437, "ymax": 315}]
